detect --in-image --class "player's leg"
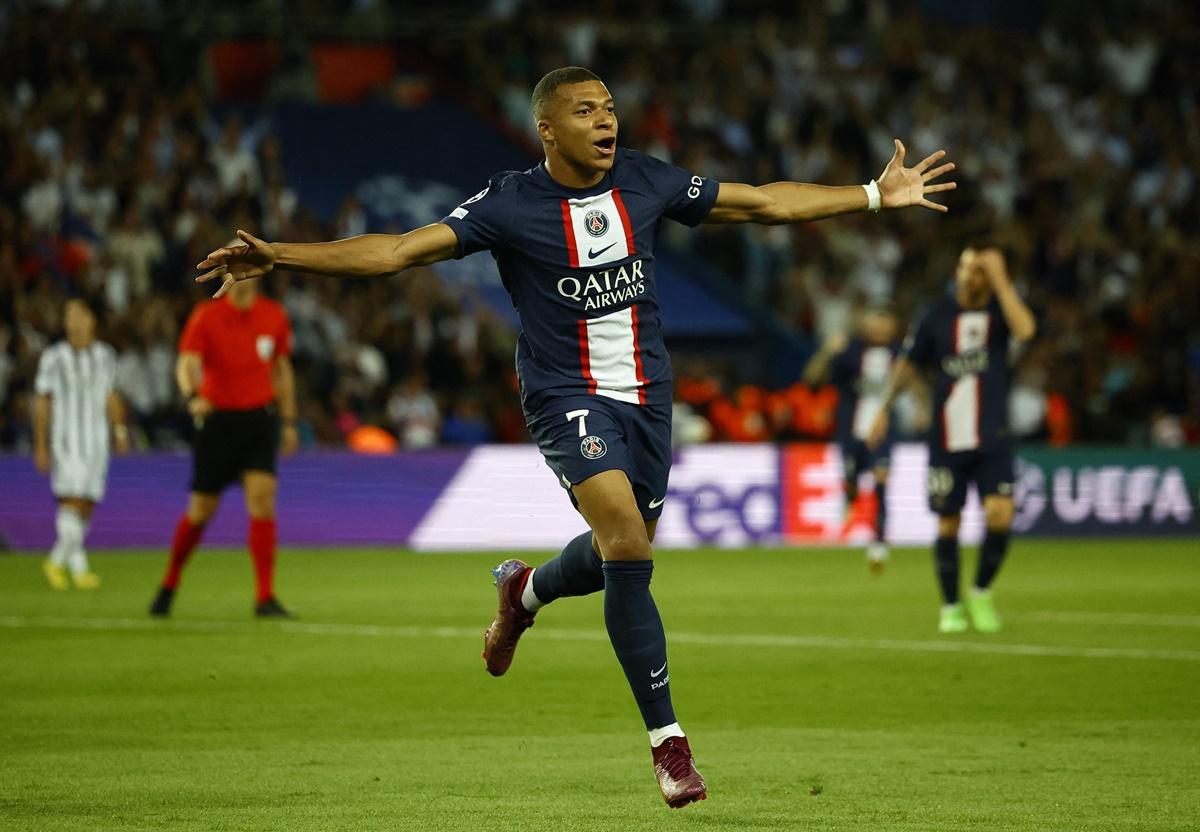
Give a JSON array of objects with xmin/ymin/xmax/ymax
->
[
  {"xmin": 64, "ymin": 497, "xmax": 100, "ymax": 588},
  {"xmin": 151, "ymin": 413, "xmax": 230, "ymax": 615},
  {"xmin": 965, "ymin": 448, "xmax": 1016, "ymax": 632},
  {"xmin": 243, "ymin": 470, "xmax": 290, "ymax": 617},
  {"xmin": 928, "ymin": 458, "xmax": 969, "ymax": 633},
  {"xmin": 572, "ymin": 470, "xmax": 706, "ymax": 808},
  {"xmin": 866, "ymin": 459, "xmax": 890, "ymax": 572},
  {"xmin": 151, "ymin": 491, "xmax": 220, "ymax": 615}
]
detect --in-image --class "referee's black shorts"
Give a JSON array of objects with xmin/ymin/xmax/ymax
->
[{"xmin": 191, "ymin": 407, "xmax": 280, "ymax": 494}]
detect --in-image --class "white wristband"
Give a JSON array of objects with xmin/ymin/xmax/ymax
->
[{"xmin": 863, "ymin": 179, "xmax": 882, "ymax": 212}]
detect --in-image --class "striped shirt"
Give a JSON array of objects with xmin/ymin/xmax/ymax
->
[{"xmin": 34, "ymin": 340, "xmax": 118, "ymax": 458}]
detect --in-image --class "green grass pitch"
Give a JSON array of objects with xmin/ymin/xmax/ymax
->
[{"xmin": 1, "ymin": 540, "xmax": 1197, "ymax": 831}]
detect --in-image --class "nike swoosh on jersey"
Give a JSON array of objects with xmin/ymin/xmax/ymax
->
[
  {"xmin": 648, "ymin": 496, "xmax": 666, "ymax": 509},
  {"xmin": 650, "ymin": 661, "xmax": 668, "ymax": 678},
  {"xmin": 587, "ymin": 242, "xmax": 617, "ymax": 259}
]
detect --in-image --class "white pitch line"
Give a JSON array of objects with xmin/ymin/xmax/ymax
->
[
  {"xmin": 1014, "ymin": 611, "xmax": 1200, "ymax": 629},
  {"xmin": 1, "ymin": 615, "xmax": 1198, "ymax": 663}
]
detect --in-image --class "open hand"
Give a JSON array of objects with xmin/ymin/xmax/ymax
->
[
  {"xmin": 877, "ymin": 140, "xmax": 956, "ymax": 213},
  {"xmin": 196, "ymin": 230, "xmax": 276, "ymax": 298}
]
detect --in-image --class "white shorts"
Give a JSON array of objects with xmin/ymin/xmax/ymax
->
[{"xmin": 51, "ymin": 454, "xmax": 110, "ymax": 502}]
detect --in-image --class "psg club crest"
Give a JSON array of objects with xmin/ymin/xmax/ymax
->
[
  {"xmin": 584, "ymin": 210, "xmax": 610, "ymax": 238},
  {"xmin": 580, "ymin": 435, "xmax": 607, "ymax": 460}
]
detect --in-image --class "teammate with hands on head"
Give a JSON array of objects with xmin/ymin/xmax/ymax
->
[
  {"xmin": 868, "ymin": 247, "xmax": 1035, "ymax": 634},
  {"xmin": 197, "ymin": 67, "xmax": 956, "ymax": 808}
]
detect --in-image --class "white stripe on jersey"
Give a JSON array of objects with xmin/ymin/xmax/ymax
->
[
  {"xmin": 561, "ymin": 190, "xmax": 635, "ymax": 268},
  {"xmin": 851, "ymin": 346, "xmax": 893, "ymax": 441},
  {"xmin": 943, "ymin": 312, "xmax": 989, "ymax": 452},
  {"xmin": 34, "ymin": 341, "xmax": 117, "ymax": 459},
  {"xmin": 580, "ymin": 306, "xmax": 645, "ymax": 405}
]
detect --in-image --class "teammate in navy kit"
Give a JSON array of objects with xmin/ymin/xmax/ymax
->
[
  {"xmin": 196, "ymin": 67, "xmax": 957, "ymax": 808},
  {"xmin": 803, "ymin": 308, "xmax": 904, "ymax": 572},
  {"xmin": 868, "ymin": 248, "xmax": 1035, "ymax": 633}
]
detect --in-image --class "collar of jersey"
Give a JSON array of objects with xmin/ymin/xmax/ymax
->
[{"xmin": 534, "ymin": 159, "xmax": 615, "ymax": 196}]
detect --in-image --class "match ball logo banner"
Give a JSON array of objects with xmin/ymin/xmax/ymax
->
[{"xmin": 0, "ymin": 445, "xmax": 1196, "ymax": 551}]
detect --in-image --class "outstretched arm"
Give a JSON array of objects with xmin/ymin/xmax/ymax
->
[
  {"xmin": 196, "ymin": 224, "xmax": 460, "ymax": 298},
  {"xmin": 706, "ymin": 140, "xmax": 955, "ymax": 224}
]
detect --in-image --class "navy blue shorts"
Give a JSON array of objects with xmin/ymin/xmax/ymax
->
[
  {"xmin": 926, "ymin": 442, "xmax": 1015, "ymax": 516},
  {"xmin": 841, "ymin": 438, "xmax": 891, "ymax": 486},
  {"xmin": 526, "ymin": 396, "xmax": 672, "ymax": 521}
]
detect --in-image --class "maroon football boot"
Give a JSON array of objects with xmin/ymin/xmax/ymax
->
[
  {"xmin": 652, "ymin": 736, "xmax": 708, "ymax": 808},
  {"xmin": 482, "ymin": 559, "xmax": 535, "ymax": 677}
]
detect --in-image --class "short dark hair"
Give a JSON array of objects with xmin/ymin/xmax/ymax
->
[{"xmin": 531, "ymin": 67, "xmax": 602, "ymax": 120}]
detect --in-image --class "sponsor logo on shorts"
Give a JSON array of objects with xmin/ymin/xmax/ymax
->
[
  {"xmin": 580, "ymin": 435, "xmax": 607, "ymax": 460},
  {"xmin": 584, "ymin": 209, "xmax": 609, "ymax": 237}
]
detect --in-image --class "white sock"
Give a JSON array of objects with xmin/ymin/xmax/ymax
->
[
  {"xmin": 521, "ymin": 568, "xmax": 545, "ymax": 612},
  {"xmin": 648, "ymin": 722, "xmax": 686, "ymax": 748},
  {"xmin": 51, "ymin": 507, "xmax": 84, "ymax": 568},
  {"xmin": 67, "ymin": 513, "xmax": 91, "ymax": 575}
]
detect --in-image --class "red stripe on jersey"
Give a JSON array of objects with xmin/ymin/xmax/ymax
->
[
  {"xmin": 577, "ymin": 319, "xmax": 597, "ymax": 394},
  {"xmin": 611, "ymin": 188, "xmax": 636, "ymax": 255},
  {"xmin": 630, "ymin": 303, "xmax": 648, "ymax": 405},
  {"xmin": 561, "ymin": 199, "xmax": 580, "ymax": 268}
]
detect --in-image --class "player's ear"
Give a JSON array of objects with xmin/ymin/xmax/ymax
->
[{"xmin": 537, "ymin": 118, "xmax": 555, "ymax": 145}]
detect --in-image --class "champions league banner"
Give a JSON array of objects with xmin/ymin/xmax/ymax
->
[{"xmin": 1, "ymin": 446, "xmax": 1196, "ymax": 551}]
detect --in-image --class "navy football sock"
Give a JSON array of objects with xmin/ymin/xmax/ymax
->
[
  {"xmin": 531, "ymin": 532, "xmax": 603, "ymax": 603},
  {"xmin": 975, "ymin": 530, "xmax": 1010, "ymax": 590},
  {"xmin": 874, "ymin": 482, "xmax": 888, "ymax": 541},
  {"xmin": 602, "ymin": 560, "xmax": 676, "ymax": 730},
  {"xmin": 934, "ymin": 536, "xmax": 961, "ymax": 604}
]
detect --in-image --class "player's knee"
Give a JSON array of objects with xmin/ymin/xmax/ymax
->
[
  {"xmin": 938, "ymin": 515, "xmax": 961, "ymax": 538},
  {"xmin": 599, "ymin": 522, "xmax": 652, "ymax": 562},
  {"xmin": 984, "ymin": 498, "xmax": 1014, "ymax": 531},
  {"xmin": 874, "ymin": 469, "xmax": 889, "ymax": 488},
  {"xmin": 187, "ymin": 495, "xmax": 219, "ymax": 525}
]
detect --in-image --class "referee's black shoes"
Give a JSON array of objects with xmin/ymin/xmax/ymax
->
[
  {"xmin": 255, "ymin": 597, "xmax": 295, "ymax": 619},
  {"xmin": 148, "ymin": 587, "xmax": 175, "ymax": 617}
]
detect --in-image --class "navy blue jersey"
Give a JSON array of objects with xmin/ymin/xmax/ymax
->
[
  {"xmin": 904, "ymin": 295, "xmax": 1014, "ymax": 452},
  {"xmin": 829, "ymin": 338, "xmax": 900, "ymax": 444},
  {"xmin": 440, "ymin": 149, "xmax": 719, "ymax": 410}
]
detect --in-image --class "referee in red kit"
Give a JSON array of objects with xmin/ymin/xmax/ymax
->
[{"xmin": 149, "ymin": 277, "xmax": 298, "ymax": 618}]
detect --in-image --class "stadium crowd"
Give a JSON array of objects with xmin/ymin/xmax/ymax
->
[{"xmin": 2, "ymin": 1, "xmax": 1197, "ymax": 450}]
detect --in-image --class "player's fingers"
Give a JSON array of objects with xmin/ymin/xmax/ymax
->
[
  {"xmin": 915, "ymin": 149, "xmax": 945, "ymax": 173},
  {"xmin": 213, "ymin": 276, "xmax": 235, "ymax": 298},
  {"xmin": 920, "ymin": 198, "xmax": 949, "ymax": 213},
  {"xmin": 893, "ymin": 138, "xmax": 905, "ymax": 164},
  {"xmin": 922, "ymin": 162, "xmax": 955, "ymax": 182},
  {"xmin": 195, "ymin": 265, "xmax": 226, "ymax": 283},
  {"xmin": 925, "ymin": 182, "xmax": 957, "ymax": 194}
]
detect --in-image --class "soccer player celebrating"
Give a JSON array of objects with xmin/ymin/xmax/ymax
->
[
  {"xmin": 868, "ymin": 247, "xmax": 1035, "ymax": 633},
  {"xmin": 803, "ymin": 308, "xmax": 905, "ymax": 572},
  {"xmin": 148, "ymin": 278, "xmax": 299, "ymax": 618},
  {"xmin": 195, "ymin": 67, "xmax": 955, "ymax": 807},
  {"xmin": 33, "ymin": 299, "xmax": 130, "ymax": 590}
]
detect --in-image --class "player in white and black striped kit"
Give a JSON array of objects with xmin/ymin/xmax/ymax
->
[{"xmin": 33, "ymin": 299, "xmax": 129, "ymax": 590}]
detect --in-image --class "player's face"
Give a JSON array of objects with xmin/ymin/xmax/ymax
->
[
  {"xmin": 955, "ymin": 248, "xmax": 990, "ymax": 303},
  {"xmin": 540, "ymin": 81, "xmax": 618, "ymax": 173},
  {"xmin": 63, "ymin": 301, "xmax": 95, "ymax": 344}
]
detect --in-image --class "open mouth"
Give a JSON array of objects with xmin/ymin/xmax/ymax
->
[{"xmin": 594, "ymin": 137, "xmax": 616, "ymax": 155}]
